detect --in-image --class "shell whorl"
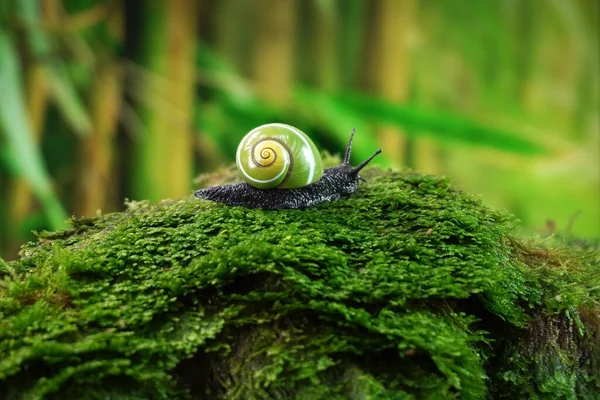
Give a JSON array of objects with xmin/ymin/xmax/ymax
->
[
  {"xmin": 236, "ymin": 123, "xmax": 323, "ymax": 189},
  {"xmin": 245, "ymin": 138, "xmax": 291, "ymax": 188}
]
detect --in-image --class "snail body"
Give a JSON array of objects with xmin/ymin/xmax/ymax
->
[{"xmin": 195, "ymin": 123, "xmax": 381, "ymax": 209}]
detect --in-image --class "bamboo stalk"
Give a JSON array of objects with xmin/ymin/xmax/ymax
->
[
  {"xmin": 339, "ymin": 0, "xmax": 366, "ymax": 88},
  {"xmin": 251, "ymin": 0, "xmax": 296, "ymax": 104},
  {"xmin": 128, "ymin": 0, "xmax": 197, "ymax": 202},
  {"xmin": 411, "ymin": 3, "xmax": 440, "ymax": 174},
  {"xmin": 215, "ymin": 0, "xmax": 253, "ymax": 74},
  {"xmin": 75, "ymin": 63, "xmax": 122, "ymax": 217},
  {"xmin": 367, "ymin": 0, "xmax": 416, "ymax": 168},
  {"xmin": 164, "ymin": 0, "xmax": 196, "ymax": 198},
  {"xmin": 74, "ymin": 1, "xmax": 123, "ymax": 217},
  {"xmin": 307, "ymin": 0, "xmax": 338, "ymax": 91}
]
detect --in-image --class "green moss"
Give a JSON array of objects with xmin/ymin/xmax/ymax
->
[{"xmin": 1, "ymin": 167, "xmax": 598, "ymax": 399}]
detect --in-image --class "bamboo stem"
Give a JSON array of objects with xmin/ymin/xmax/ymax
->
[
  {"xmin": 367, "ymin": 0, "xmax": 416, "ymax": 167},
  {"xmin": 129, "ymin": 0, "xmax": 197, "ymax": 201},
  {"xmin": 251, "ymin": 0, "xmax": 296, "ymax": 104},
  {"xmin": 215, "ymin": 0, "xmax": 253, "ymax": 74},
  {"xmin": 75, "ymin": 63, "xmax": 122, "ymax": 217},
  {"xmin": 164, "ymin": 0, "xmax": 196, "ymax": 198},
  {"xmin": 307, "ymin": 1, "xmax": 338, "ymax": 91}
]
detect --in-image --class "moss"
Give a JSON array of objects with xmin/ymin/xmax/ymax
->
[{"xmin": 0, "ymin": 166, "xmax": 598, "ymax": 399}]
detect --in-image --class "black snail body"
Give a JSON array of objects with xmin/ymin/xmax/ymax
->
[{"xmin": 194, "ymin": 123, "xmax": 382, "ymax": 209}]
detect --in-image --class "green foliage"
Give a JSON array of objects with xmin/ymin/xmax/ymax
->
[
  {"xmin": 331, "ymin": 92, "xmax": 546, "ymax": 155},
  {"xmin": 1, "ymin": 166, "xmax": 598, "ymax": 399},
  {"xmin": 0, "ymin": 30, "xmax": 67, "ymax": 230},
  {"xmin": 195, "ymin": 47, "xmax": 547, "ymax": 166},
  {"xmin": 16, "ymin": 0, "xmax": 92, "ymax": 136}
]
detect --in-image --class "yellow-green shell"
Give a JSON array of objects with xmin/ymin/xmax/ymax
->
[{"xmin": 236, "ymin": 123, "xmax": 324, "ymax": 189}]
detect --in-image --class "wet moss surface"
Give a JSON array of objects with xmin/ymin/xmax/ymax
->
[{"xmin": 1, "ymin": 168, "xmax": 598, "ymax": 399}]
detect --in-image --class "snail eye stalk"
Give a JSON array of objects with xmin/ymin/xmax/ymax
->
[
  {"xmin": 343, "ymin": 128, "xmax": 357, "ymax": 165},
  {"xmin": 351, "ymin": 149, "xmax": 382, "ymax": 176}
]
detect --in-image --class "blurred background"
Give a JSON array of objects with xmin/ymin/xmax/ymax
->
[{"xmin": 0, "ymin": 0, "xmax": 598, "ymax": 260}]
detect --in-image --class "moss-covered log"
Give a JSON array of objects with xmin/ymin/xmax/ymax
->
[{"xmin": 0, "ymin": 166, "xmax": 598, "ymax": 399}]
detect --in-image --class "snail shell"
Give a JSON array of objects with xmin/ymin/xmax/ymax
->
[{"xmin": 236, "ymin": 123, "xmax": 324, "ymax": 189}]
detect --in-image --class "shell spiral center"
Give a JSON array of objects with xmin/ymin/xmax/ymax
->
[
  {"xmin": 237, "ymin": 138, "xmax": 291, "ymax": 189},
  {"xmin": 253, "ymin": 141, "xmax": 281, "ymax": 168}
]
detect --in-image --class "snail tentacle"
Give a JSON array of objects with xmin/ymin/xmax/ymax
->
[
  {"xmin": 343, "ymin": 128, "xmax": 356, "ymax": 165},
  {"xmin": 351, "ymin": 149, "xmax": 383, "ymax": 176}
]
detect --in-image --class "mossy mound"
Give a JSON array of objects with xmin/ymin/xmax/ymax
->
[{"xmin": 1, "ymin": 168, "xmax": 598, "ymax": 399}]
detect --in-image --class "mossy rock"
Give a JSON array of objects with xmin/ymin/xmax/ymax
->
[{"xmin": 0, "ymin": 166, "xmax": 598, "ymax": 399}]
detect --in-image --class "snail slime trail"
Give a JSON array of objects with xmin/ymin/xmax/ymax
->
[{"xmin": 195, "ymin": 123, "xmax": 382, "ymax": 209}]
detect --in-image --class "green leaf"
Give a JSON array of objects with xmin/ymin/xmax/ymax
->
[
  {"xmin": 0, "ymin": 30, "xmax": 67, "ymax": 229},
  {"xmin": 335, "ymin": 92, "xmax": 547, "ymax": 155},
  {"xmin": 48, "ymin": 62, "xmax": 92, "ymax": 136},
  {"xmin": 17, "ymin": 0, "xmax": 91, "ymax": 137}
]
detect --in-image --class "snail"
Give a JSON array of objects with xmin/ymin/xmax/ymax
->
[{"xmin": 194, "ymin": 123, "xmax": 382, "ymax": 209}]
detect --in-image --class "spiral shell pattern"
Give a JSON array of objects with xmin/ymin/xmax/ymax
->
[{"xmin": 236, "ymin": 123, "xmax": 323, "ymax": 189}]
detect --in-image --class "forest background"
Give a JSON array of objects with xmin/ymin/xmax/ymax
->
[{"xmin": 0, "ymin": 0, "xmax": 598, "ymax": 260}]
